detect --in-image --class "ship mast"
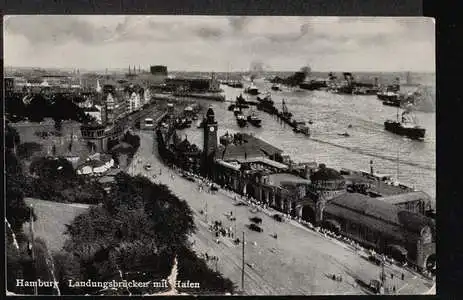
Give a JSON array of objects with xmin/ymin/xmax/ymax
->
[{"xmin": 396, "ymin": 140, "xmax": 400, "ymax": 184}]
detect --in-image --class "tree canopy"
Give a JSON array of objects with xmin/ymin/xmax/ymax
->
[{"xmin": 56, "ymin": 172, "xmax": 235, "ymax": 295}]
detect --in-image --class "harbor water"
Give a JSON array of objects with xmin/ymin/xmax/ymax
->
[{"xmin": 178, "ymin": 79, "xmax": 436, "ymax": 202}]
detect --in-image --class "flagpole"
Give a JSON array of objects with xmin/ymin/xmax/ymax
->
[{"xmin": 29, "ymin": 204, "xmax": 38, "ymax": 296}]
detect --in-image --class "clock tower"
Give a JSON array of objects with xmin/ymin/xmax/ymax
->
[{"xmin": 202, "ymin": 106, "xmax": 218, "ymax": 178}]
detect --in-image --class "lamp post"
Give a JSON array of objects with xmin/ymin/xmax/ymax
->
[{"xmin": 29, "ymin": 204, "xmax": 38, "ymax": 296}]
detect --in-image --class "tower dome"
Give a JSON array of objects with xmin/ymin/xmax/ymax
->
[
  {"xmin": 310, "ymin": 164, "xmax": 344, "ymax": 182},
  {"xmin": 206, "ymin": 106, "xmax": 215, "ymax": 122}
]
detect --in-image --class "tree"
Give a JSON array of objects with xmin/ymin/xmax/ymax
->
[
  {"xmin": 58, "ymin": 173, "xmax": 234, "ymax": 295},
  {"xmin": 17, "ymin": 142, "xmax": 43, "ymax": 160},
  {"xmin": 29, "ymin": 157, "xmax": 76, "ymax": 180},
  {"xmin": 5, "ymin": 124, "xmax": 20, "ymax": 150},
  {"xmin": 6, "ymin": 150, "xmax": 36, "ymax": 234},
  {"xmin": 27, "ymin": 94, "xmax": 51, "ymax": 122}
]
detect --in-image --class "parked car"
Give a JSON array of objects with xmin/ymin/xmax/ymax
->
[
  {"xmin": 273, "ymin": 214, "xmax": 283, "ymax": 222},
  {"xmin": 249, "ymin": 217, "xmax": 262, "ymax": 224},
  {"xmin": 248, "ymin": 223, "xmax": 263, "ymax": 233}
]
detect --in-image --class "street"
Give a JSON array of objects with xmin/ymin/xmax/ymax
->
[{"xmin": 128, "ymin": 130, "xmax": 434, "ymax": 295}]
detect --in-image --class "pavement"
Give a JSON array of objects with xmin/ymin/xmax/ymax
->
[{"xmin": 127, "ymin": 130, "xmax": 435, "ymax": 296}]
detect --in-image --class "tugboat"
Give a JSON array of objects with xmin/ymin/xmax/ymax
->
[
  {"xmin": 378, "ymin": 90, "xmax": 401, "ymax": 107},
  {"xmin": 236, "ymin": 112, "xmax": 247, "ymax": 128},
  {"xmin": 247, "ymin": 111, "xmax": 262, "ymax": 127},
  {"xmin": 293, "ymin": 121, "xmax": 310, "ymax": 136},
  {"xmin": 384, "ymin": 106, "xmax": 425, "ymax": 140},
  {"xmin": 244, "ymin": 82, "xmax": 259, "ymax": 95},
  {"xmin": 236, "ymin": 94, "xmax": 249, "ymax": 108}
]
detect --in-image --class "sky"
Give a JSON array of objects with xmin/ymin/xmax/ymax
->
[{"xmin": 4, "ymin": 16, "xmax": 435, "ymax": 72}]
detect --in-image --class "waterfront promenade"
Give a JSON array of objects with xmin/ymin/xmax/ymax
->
[{"xmin": 128, "ymin": 130, "xmax": 434, "ymax": 295}]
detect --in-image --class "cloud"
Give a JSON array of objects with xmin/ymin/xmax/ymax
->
[{"xmin": 3, "ymin": 16, "xmax": 435, "ymax": 72}]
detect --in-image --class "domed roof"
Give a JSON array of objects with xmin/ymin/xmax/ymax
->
[
  {"xmin": 206, "ymin": 107, "xmax": 214, "ymax": 117},
  {"xmin": 310, "ymin": 164, "xmax": 344, "ymax": 181}
]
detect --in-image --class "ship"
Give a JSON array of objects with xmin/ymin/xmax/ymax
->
[
  {"xmin": 236, "ymin": 112, "xmax": 247, "ymax": 128},
  {"xmin": 256, "ymin": 93, "xmax": 278, "ymax": 115},
  {"xmin": 292, "ymin": 121, "xmax": 310, "ymax": 136},
  {"xmin": 271, "ymin": 84, "xmax": 281, "ymax": 91},
  {"xmin": 299, "ymin": 79, "xmax": 327, "ymax": 91},
  {"xmin": 244, "ymin": 82, "xmax": 259, "ymax": 95},
  {"xmin": 384, "ymin": 106, "xmax": 425, "ymax": 140},
  {"xmin": 229, "ymin": 81, "xmax": 244, "ymax": 88},
  {"xmin": 235, "ymin": 94, "xmax": 249, "ymax": 108},
  {"xmin": 247, "ymin": 111, "xmax": 262, "ymax": 127},
  {"xmin": 378, "ymin": 90, "xmax": 400, "ymax": 101},
  {"xmin": 256, "ymin": 93, "xmax": 274, "ymax": 105}
]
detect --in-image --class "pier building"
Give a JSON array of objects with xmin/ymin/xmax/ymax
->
[{"xmin": 197, "ymin": 108, "xmax": 435, "ymax": 272}]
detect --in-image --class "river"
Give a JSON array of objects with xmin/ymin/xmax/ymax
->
[{"xmin": 176, "ymin": 80, "xmax": 436, "ymax": 202}]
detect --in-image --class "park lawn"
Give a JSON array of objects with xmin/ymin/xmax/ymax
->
[{"xmin": 23, "ymin": 198, "xmax": 91, "ymax": 253}]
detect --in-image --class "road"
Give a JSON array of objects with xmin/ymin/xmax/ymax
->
[{"xmin": 128, "ymin": 130, "xmax": 434, "ymax": 295}]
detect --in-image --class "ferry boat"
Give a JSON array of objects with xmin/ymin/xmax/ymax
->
[
  {"xmin": 244, "ymin": 82, "xmax": 259, "ymax": 95},
  {"xmin": 247, "ymin": 112, "xmax": 262, "ymax": 127},
  {"xmin": 384, "ymin": 107, "xmax": 425, "ymax": 140}
]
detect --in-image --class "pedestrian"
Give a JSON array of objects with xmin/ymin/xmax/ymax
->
[
  {"xmin": 401, "ymin": 273, "xmax": 405, "ymax": 280},
  {"xmin": 391, "ymin": 273, "xmax": 394, "ymax": 279},
  {"xmin": 393, "ymin": 286, "xmax": 396, "ymax": 293}
]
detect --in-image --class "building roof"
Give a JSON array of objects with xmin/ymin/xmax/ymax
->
[
  {"xmin": 377, "ymin": 191, "xmax": 431, "ymax": 205},
  {"xmin": 216, "ymin": 159, "xmax": 241, "ymax": 171},
  {"xmin": 217, "ymin": 133, "xmax": 283, "ymax": 161},
  {"xmin": 268, "ymin": 173, "xmax": 311, "ymax": 187},
  {"xmin": 328, "ymin": 192, "xmax": 435, "ymax": 237},
  {"xmin": 236, "ymin": 157, "xmax": 288, "ymax": 170}
]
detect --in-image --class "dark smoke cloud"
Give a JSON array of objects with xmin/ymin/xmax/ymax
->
[
  {"xmin": 228, "ymin": 16, "xmax": 251, "ymax": 33},
  {"xmin": 300, "ymin": 66, "xmax": 312, "ymax": 75},
  {"xmin": 196, "ymin": 27, "xmax": 224, "ymax": 39}
]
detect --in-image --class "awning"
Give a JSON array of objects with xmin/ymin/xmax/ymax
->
[{"xmin": 388, "ymin": 244, "xmax": 408, "ymax": 257}]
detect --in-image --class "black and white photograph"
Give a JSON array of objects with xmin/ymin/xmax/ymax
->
[{"xmin": 4, "ymin": 15, "xmax": 435, "ymax": 295}]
